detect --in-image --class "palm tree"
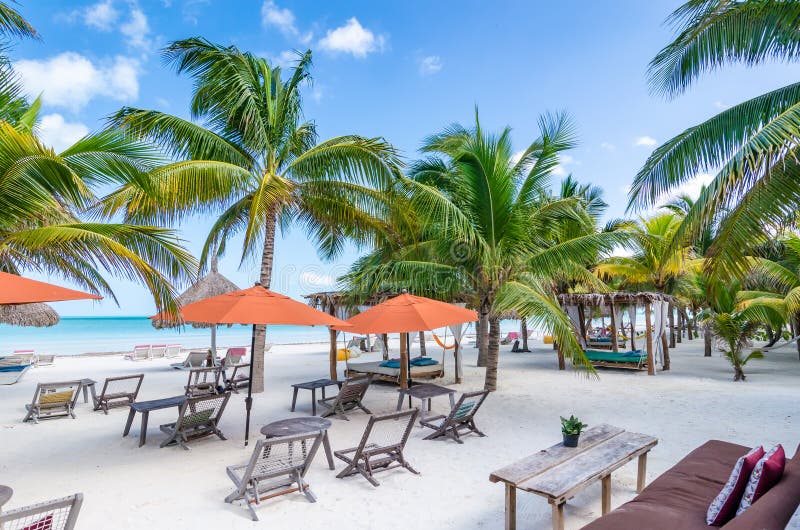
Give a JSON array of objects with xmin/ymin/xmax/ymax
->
[
  {"xmin": 629, "ymin": 0, "xmax": 800, "ymax": 282},
  {"xmin": 0, "ymin": 1, "xmax": 37, "ymax": 40},
  {"xmin": 344, "ymin": 111, "xmax": 624, "ymax": 390},
  {"xmin": 104, "ymin": 40, "xmax": 402, "ymax": 392}
]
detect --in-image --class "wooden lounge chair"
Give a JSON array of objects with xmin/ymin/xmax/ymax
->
[
  {"xmin": 0, "ymin": 493, "xmax": 82, "ymax": 530},
  {"xmin": 185, "ymin": 366, "xmax": 222, "ymax": 397},
  {"xmin": 317, "ymin": 375, "xmax": 372, "ymax": 420},
  {"xmin": 224, "ymin": 431, "xmax": 324, "ymax": 521},
  {"xmin": 165, "ymin": 344, "xmax": 181, "ymax": 358},
  {"xmin": 23, "ymin": 381, "xmax": 83, "ymax": 423},
  {"xmin": 420, "ymin": 389, "xmax": 489, "ymax": 443},
  {"xmin": 126, "ymin": 345, "xmax": 150, "ymax": 361},
  {"xmin": 334, "ymin": 408, "xmax": 419, "ymax": 486},
  {"xmin": 91, "ymin": 374, "xmax": 144, "ymax": 414},
  {"xmin": 170, "ymin": 350, "xmax": 210, "ymax": 370},
  {"xmin": 223, "ymin": 363, "xmax": 250, "ymax": 394},
  {"xmin": 159, "ymin": 392, "xmax": 230, "ymax": 449}
]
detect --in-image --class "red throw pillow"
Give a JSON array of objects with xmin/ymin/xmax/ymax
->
[
  {"xmin": 736, "ymin": 444, "xmax": 786, "ymax": 516},
  {"xmin": 22, "ymin": 514, "xmax": 53, "ymax": 530},
  {"xmin": 706, "ymin": 446, "xmax": 765, "ymax": 525}
]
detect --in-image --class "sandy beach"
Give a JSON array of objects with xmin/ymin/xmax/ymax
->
[{"xmin": 2, "ymin": 338, "xmax": 799, "ymax": 529}]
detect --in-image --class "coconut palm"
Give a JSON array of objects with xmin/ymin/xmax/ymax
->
[
  {"xmin": 103, "ymin": 39, "xmax": 401, "ymax": 392},
  {"xmin": 0, "ymin": 1, "xmax": 37, "ymax": 40},
  {"xmin": 344, "ymin": 111, "xmax": 625, "ymax": 390},
  {"xmin": 629, "ymin": 0, "xmax": 800, "ymax": 281}
]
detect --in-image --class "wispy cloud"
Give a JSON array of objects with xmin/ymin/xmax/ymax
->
[
  {"xmin": 38, "ymin": 114, "xmax": 89, "ymax": 152},
  {"xmin": 299, "ymin": 271, "xmax": 336, "ymax": 288},
  {"xmin": 83, "ymin": 0, "xmax": 119, "ymax": 31},
  {"xmin": 552, "ymin": 154, "xmax": 578, "ymax": 177},
  {"xmin": 418, "ymin": 55, "xmax": 442, "ymax": 76},
  {"xmin": 120, "ymin": 7, "xmax": 152, "ymax": 52},
  {"xmin": 714, "ymin": 100, "xmax": 729, "ymax": 110},
  {"xmin": 634, "ymin": 136, "xmax": 657, "ymax": 147},
  {"xmin": 600, "ymin": 141, "xmax": 616, "ymax": 151},
  {"xmin": 261, "ymin": 1, "xmax": 312, "ymax": 43},
  {"xmin": 319, "ymin": 18, "xmax": 385, "ymax": 58}
]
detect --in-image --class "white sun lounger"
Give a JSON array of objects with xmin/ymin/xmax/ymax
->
[{"xmin": 126, "ymin": 345, "xmax": 150, "ymax": 361}]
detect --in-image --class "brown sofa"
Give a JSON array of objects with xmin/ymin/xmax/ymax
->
[{"xmin": 582, "ymin": 440, "xmax": 800, "ymax": 530}]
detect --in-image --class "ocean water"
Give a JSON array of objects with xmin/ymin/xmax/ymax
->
[{"xmin": 0, "ymin": 316, "xmax": 332, "ymax": 356}]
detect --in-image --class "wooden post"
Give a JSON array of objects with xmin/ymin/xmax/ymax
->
[
  {"xmin": 601, "ymin": 475, "xmax": 612, "ymax": 515},
  {"xmin": 556, "ymin": 343, "xmax": 566, "ymax": 370},
  {"xmin": 628, "ymin": 315, "xmax": 636, "ymax": 351},
  {"xmin": 551, "ymin": 501, "xmax": 565, "ymax": 530},
  {"xmin": 609, "ymin": 302, "xmax": 619, "ymax": 352},
  {"xmin": 454, "ymin": 338, "xmax": 462, "ymax": 384},
  {"xmin": 328, "ymin": 327, "xmax": 338, "ymax": 381},
  {"xmin": 676, "ymin": 311, "xmax": 683, "ymax": 343},
  {"xmin": 505, "ymin": 484, "xmax": 516, "ymax": 530},
  {"xmin": 668, "ymin": 303, "xmax": 676, "ymax": 348},
  {"xmin": 381, "ymin": 333, "xmax": 389, "ymax": 360},
  {"xmin": 577, "ymin": 304, "xmax": 587, "ymax": 345},
  {"xmin": 637, "ymin": 453, "xmax": 648, "ymax": 493},
  {"xmin": 645, "ymin": 302, "xmax": 655, "ymax": 376},
  {"xmin": 399, "ymin": 332, "xmax": 409, "ymax": 389},
  {"xmin": 661, "ymin": 329, "xmax": 670, "ymax": 371}
]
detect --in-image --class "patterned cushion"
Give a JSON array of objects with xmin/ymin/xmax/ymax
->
[
  {"xmin": 736, "ymin": 444, "xmax": 786, "ymax": 516},
  {"xmin": 39, "ymin": 390, "xmax": 73, "ymax": 405},
  {"xmin": 22, "ymin": 514, "xmax": 53, "ymax": 530},
  {"xmin": 706, "ymin": 446, "xmax": 764, "ymax": 525}
]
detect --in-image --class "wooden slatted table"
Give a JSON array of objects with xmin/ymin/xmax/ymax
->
[{"xmin": 489, "ymin": 424, "xmax": 657, "ymax": 530}]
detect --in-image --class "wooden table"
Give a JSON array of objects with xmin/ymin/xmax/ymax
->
[
  {"xmin": 261, "ymin": 417, "xmax": 335, "ymax": 470},
  {"xmin": 290, "ymin": 379, "xmax": 341, "ymax": 416},
  {"xmin": 396, "ymin": 383, "xmax": 456, "ymax": 423},
  {"xmin": 489, "ymin": 424, "xmax": 658, "ymax": 530},
  {"xmin": 0, "ymin": 485, "xmax": 12, "ymax": 509},
  {"xmin": 123, "ymin": 395, "xmax": 187, "ymax": 447}
]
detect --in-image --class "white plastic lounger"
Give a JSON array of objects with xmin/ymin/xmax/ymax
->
[
  {"xmin": 165, "ymin": 344, "xmax": 182, "ymax": 358},
  {"xmin": 0, "ymin": 361, "xmax": 31, "ymax": 385},
  {"xmin": 171, "ymin": 351, "xmax": 209, "ymax": 370},
  {"xmin": 150, "ymin": 344, "xmax": 167, "ymax": 359},
  {"xmin": 126, "ymin": 345, "xmax": 150, "ymax": 361}
]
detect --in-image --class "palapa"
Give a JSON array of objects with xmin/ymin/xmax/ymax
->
[{"xmin": 0, "ymin": 303, "xmax": 59, "ymax": 327}]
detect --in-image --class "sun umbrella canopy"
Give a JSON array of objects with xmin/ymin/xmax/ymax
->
[
  {"xmin": 336, "ymin": 293, "xmax": 477, "ymax": 333},
  {"xmin": 151, "ymin": 285, "xmax": 349, "ymax": 327},
  {"xmin": 0, "ymin": 272, "xmax": 102, "ymax": 305},
  {"xmin": 0, "ymin": 303, "xmax": 59, "ymax": 327}
]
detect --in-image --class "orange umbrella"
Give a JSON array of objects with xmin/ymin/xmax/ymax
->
[
  {"xmin": 151, "ymin": 284, "xmax": 349, "ymax": 445},
  {"xmin": 334, "ymin": 293, "xmax": 477, "ymax": 334},
  {"xmin": 0, "ymin": 271, "xmax": 101, "ymax": 304}
]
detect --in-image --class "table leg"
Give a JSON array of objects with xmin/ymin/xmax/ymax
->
[
  {"xmin": 601, "ymin": 475, "xmax": 611, "ymax": 515},
  {"xmin": 82, "ymin": 384, "xmax": 89, "ymax": 404},
  {"xmin": 418, "ymin": 399, "xmax": 426, "ymax": 422},
  {"xmin": 321, "ymin": 386, "xmax": 327, "ymax": 400},
  {"xmin": 138, "ymin": 411, "xmax": 149, "ymax": 448},
  {"xmin": 312, "ymin": 388, "xmax": 317, "ymax": 416},
  {"xmin": 551, "ymin": 501, "xmax": 565, "ymax": 530},
  {"xmin": 448, "ymin": 392, "xmax": 455, "ymax": 409},
  {"xmin": 322, "ymin": 430, "xmax": 335, "ymax": 470},
  {"xmin": 505, "ymin": 484, "xmax": 516, "ymax": 530},
  {"xmin": 637, "ymin": 453, "xmax": 647, "ymax": 493},
  {"xmin": 123, "ymin": 408, "xmax": 135, "ymax": 437},
  {"xmin": 291, "ymin": 387, "xmax": 298, "ymax": 412},
  {"xmin": 427, "ymin": 398, "xmax": 432, "ymax": 411},
  {"xmin": 396, "ymin": 392, "xmax": 404, "ymax": 412}
]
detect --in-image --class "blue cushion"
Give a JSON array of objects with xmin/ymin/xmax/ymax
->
[
  {"xmin": 623, "ymin": 350, "xmax": 645, "ymax": 357},
  {"xmin": 379, "ymin": 360, "xmax": 401, "ymax": 368},
  {"xmin": 410, "ymin": 357, "xmax": 439, "ymax": 366}
]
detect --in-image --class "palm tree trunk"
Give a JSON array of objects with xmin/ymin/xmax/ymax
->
[
  {"xmin": 251, "ymin": 213, "xmax": 277, "ymax": 393},
  {"xmin": 520, "ymin": 319, "xmax": 529, "ymax": 352},
  {"xmin": 661, "ymin": 331, "xmax": 671, "ymax": 370},
  {"xmin": 704, "ymin": 324, "xmax": 712, "ymax": 357},
  {"xmin": 484, "ymin": 316, "xmax": 501, "ymax": 391},
  {"xmin": 766, "ymin": 324, "xmax": 781, "ymax": 348},
  {"xmin": 734, "ymin": 364, "xmax": 745, "ymax": 382},
  {"xmin": 795, "ymin": 315, "xmax": 800, "ymax": 360},
  {"xmin": 419, "ymin": 331, "xmax": 427, "ymax": 356},
  {"xmin": 477, "ymin": 299, "xmax": 490, "ymax": 367}
]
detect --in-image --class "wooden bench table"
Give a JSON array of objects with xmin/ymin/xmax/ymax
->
[{"xmin": 489, "ymin": 424, "xmax": 658, "ymax": 530}]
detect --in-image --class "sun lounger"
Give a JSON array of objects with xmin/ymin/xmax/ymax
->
[
  {"xmin": 159, "ymin": 392, "xmax": 230, "ymax": 449},
  {"xmin": 91, "ymin": 374, "xmax": 144, "ymax": 414},
  {"xmin": 421, "ymin": 390, "xmax": 489, "ymax": 443},
  {"xmin": 11, "ymin": 350, "xmax": 35, "ymax": 365},
  {"xmin": 185, "ymin": 366, "xmax": 222, "ymax": 397},
  {"xmin": 23, "ymin": 381, "xmax": 83, "ymax": 423},
  {"xmin": 317, "ymin": 375, "xmax": 372, "ymax": 420},
  {"xmin": 223, "ymin": 363, "xmax": 250, "ymax": 394},
  {"xmin": 170, "ymin": 350, "xmax": 210, "ymax": 370},
  {"xmin": 218, "ymin": 347, "xmax": 247, "ymax": 367},
  {"xmin": 149, "ymin": 344, "xmax": 167, "ymax": 359},
  {"xmin": 165, "ymin": 344, "xmax": 181, "ymax": 358},
  {"xmin": 224, "ymin": 431, "xmax": 324, "ymax": 521},
  {"xmin": 35, "ymin": 354, "xmax": 55, "ymax": 366},
  {"xmin": 0, "ymin": 362, "xmax": 31, "ymax": 385},
  {"xmin": 500, "ymin": 332, "xmax": 519, "ymax": 345},
  {"xmin": 584, "ymin": 349, "xmax": 647, "ymax": 370},
  {"xmin": 345, "ymin": 360, "xmax": 443, "ymax": 384},
  {"xmin": 334, "ymin": 409, "xmax": 420, "ymax": 486},
  {"xmin": 0, "ymin": 493, "xmax": 83, "ymax": 530},
  {"xmin": 126, "ymin": 345, "xmax": 150, "ymax": 361}
]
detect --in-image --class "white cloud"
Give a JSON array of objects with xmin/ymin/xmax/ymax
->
[
  {"xmin": 83, "ymin": 0, "xmax": 119, "ymax": 30},
  {"xmin": 552, "ymin": 154, "xmax": 578, "ymax": 177},
  {"xmin": 16, "ymin": 53, "xmax": 139, "ymax": 112},
  {"xmin": 319, "ymin": 18, "xmax": 385, "ymax": 58},
  {"xmin": 714, "ymin": 100, "xmax": 729, "ymax": 110},
  {"xmin": 419, "ymin": 55, "xmax": 442, "ymax": 76},
  {"xmin": 38, "ymin": 114, "xmax": 89, "ymax": 152},
  {"xmin": 261, "ymin": 1, "xmax": 312, "ymax": 43},
  {"xmin": 672, "ymin": 172, "xmax": 714, "ymax": 200},
  {"xmin": 299, "ymin": 270, "xmax": 335, "ymax": 288},
  {"xmin": 634, "ymin": 136, "xmax": 657, "ymax": 147},
  {"xmin": 600, "ymin": 141, "xmax": 616, "ymax": 151},
  {"xmin": 120, "ymin": 7, "xmax": 152, "ymax": 51}
]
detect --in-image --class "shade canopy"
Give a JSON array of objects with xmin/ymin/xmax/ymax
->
[
  {"xmin": 152, "ymin": 285, "xmax": 349, "ymax": 327},
  {"xmin": 0, "ymin": 303, "xmax": 59, "ymax": 327},
  {"xmin": 336, "ymin": 293, "xmax": 477, "ymax": 334},
  {"xmin": 0, "ymin": 272, "xmax": 102, "ymax": 305},
  {"xmin": 151, "ymin": 270, "xmax": 239, "ymax": 329}
]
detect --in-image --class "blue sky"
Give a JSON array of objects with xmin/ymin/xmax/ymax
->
[{"xmin": 9, "ymin": 0, "xmax": 799, "ymax": 316}]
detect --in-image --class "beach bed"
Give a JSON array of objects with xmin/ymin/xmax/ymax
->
[
  {"xmin": 584, "ymin": 350, "xmax": 647, "ymax": 371},
  {"xmin": 345, "ymin": 360, "xmax": 443, "ymax": 384}
]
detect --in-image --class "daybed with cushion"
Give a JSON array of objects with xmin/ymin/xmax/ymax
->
[
  {"xmin": 584, "ymin": 349, "xmax": 647, "ymax": 370},
  {"xmin": 345, "ymin": 358, "xmax": 443, "ymax": 384},
  {"xmin": 581, "ymin": 440, "xmax": 800, "ymax": 530}
]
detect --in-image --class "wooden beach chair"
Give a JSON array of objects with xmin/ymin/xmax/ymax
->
[
  {"xmin": 126, "ymin": 345, "xmax": 150, "ymax": 361},
  {"xmin": 420, "ymin": 390, "xmax": 489, "ymax": 443},
  {"xmin": 317, "ymin": 375, "xmax": 372, "ymax": 420},
  {"xmin": 185, "ymin": 366, "xmax": 222, "ymax": 397},
  {"xmin": 165, "ymin": 344, "xmax": 181, "ymax": 358},
  {"xmin": 0, "ymin": 493, "xmax": 82, "ymax": 530},
  {"xmin": 170, "ymin": 350, "xmax": 209, "ymax": 370},
  {"xmin": 334, "ymin": 409, "xmax": 419, "ymax": 486},
  {"xmin": 159, "ymin": 392, "xmax": 230, "ymax": 449},
  {"xmin": 224, "ymin": 431, "xmax": 324, "ymax": 521},
  {"xmin": 223, "ymin": 363, "xmax": 250, "ymax": 394},
  {"xmin": 149, "ymin": 344, "xmax": 167, "ymax": 359},
  {"xmin": 91, "ymin": 374, "xmax": 144, "ymax": 414},
  {"xmin": 23, "ymin": 381, "xmax": 82, "ymax": 423}
]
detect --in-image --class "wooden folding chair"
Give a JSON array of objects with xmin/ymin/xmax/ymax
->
[
  {"xmin": 0, "ymin": 493, "xmax": 82, "ymax": 530},
  {"xmin": 92, "ymin": 374, "xmax": 144, "ymax": 414},
  {"xmin": 317, "ymin": 375, "xmax": 372, "ymax": 420},
  {"xmin": 159, "ymin": 392, "xmax": 230, "ymax": 450},
  {"xmin": 22, "ymin": 381, "xmax": 82, "ymax": 423},
  {"xmin": 420, "ymin": 390, "xmax": 489, "ymax": 443}
]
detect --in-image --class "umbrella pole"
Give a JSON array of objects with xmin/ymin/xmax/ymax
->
[
  {"xmin": 244, "ymin": 323, "xmax": 256, "ymax": 446},
  {"xmin": 210, "ymin": 326, "xmax": 217, "ymax": 364}
]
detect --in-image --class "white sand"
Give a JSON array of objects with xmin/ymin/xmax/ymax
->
[{"xmin": 1, "ymin": 339, "xmax": 799, "ymax": 529}]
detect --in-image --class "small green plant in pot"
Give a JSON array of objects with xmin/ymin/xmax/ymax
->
[{"xmin": 561, "ymin": 415, "xmax": 588, "ymax": 447}]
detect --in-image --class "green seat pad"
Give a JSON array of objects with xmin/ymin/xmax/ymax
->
[{"xmin": 584, "ymin": 350, "xmax": 646, "ymax": 363}]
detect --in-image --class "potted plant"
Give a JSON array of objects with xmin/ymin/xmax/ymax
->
[{"xmin": 561, "ymin": 415, "xmax": 588, "ymax": 447}]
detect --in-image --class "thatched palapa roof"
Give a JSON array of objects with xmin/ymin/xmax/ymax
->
[
  {"xmin": 0, "ymin": 303, "xmax": 59, "ymax": 327},
  {"xmin": 557, "ymin": 291, "xmax": 678, "ymax": 308}
]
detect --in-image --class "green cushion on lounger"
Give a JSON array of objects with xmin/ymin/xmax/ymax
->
[
  {"xmin": 584, "ymin": 350, "xmax": 646, "ymax": 363},
  {"xmin": 410, "ymin": 357, "xmax": 439, "ymax": 366},
  {"xmin": 379, "ymin": 359, "xmax": 401, "ymax": 368}
]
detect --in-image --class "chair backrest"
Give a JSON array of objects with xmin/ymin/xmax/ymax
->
[
  {"xmin": 32, "ymin": 381, "xmax": 82, "ymax": 409},
  {"xmin": 336, "ymin": 375, "xmax": 371, "ymax": 405},
  {"xmin": 238, "ymin": 431, "xmax": 324, "ymax": 490},
  {"xmin": 358, "ymin": 409, "xmax": 418, "ymax": 457},
  {"xmin": 133, "ymin": 345, "xmax": 150, "ymax": 359},
  {"xmin": 184, "ymin": 351, "xmax": 209, "ymax": 367},
  {"xmin": 11, "ymin": 350, "xmax": 35, "ymax": 363},
  {"xmin": 100, "ymin": 374, "xmax": 144, "ymax": 398},
  {"xmin": 446, "ymin": 390, "xmax": 489, "ymax": 424},
  {"xmin": 165, "ymin": 344, "xmax": 181, "ymax": 358},
  {"xmin": 222, "ymin": 347, "xmax": 247, "ymax": 366},
  {"xmin": 0, "ymin": 493, "xmax": 82, "ymax": 530},
  {"xmin": 175, "ymin": 392, "xmax": 230, "ymax": 431},
  {"xmin": 185, "ymin": 367, "xmax": 221, "ymax": 397},
  {"xmin": 150, "ymin": 344, "xmax": 167, "ymax": 358}
]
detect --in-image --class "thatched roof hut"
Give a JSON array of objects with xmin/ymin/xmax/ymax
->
[{"xmin": 0, "ymin": 303, "xmax": 59, "ymax": 327}]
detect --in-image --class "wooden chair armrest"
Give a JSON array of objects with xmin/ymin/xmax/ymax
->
[{"xmin": 419, "ymin": 415, "xmax": 446, "ymax": 429}]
